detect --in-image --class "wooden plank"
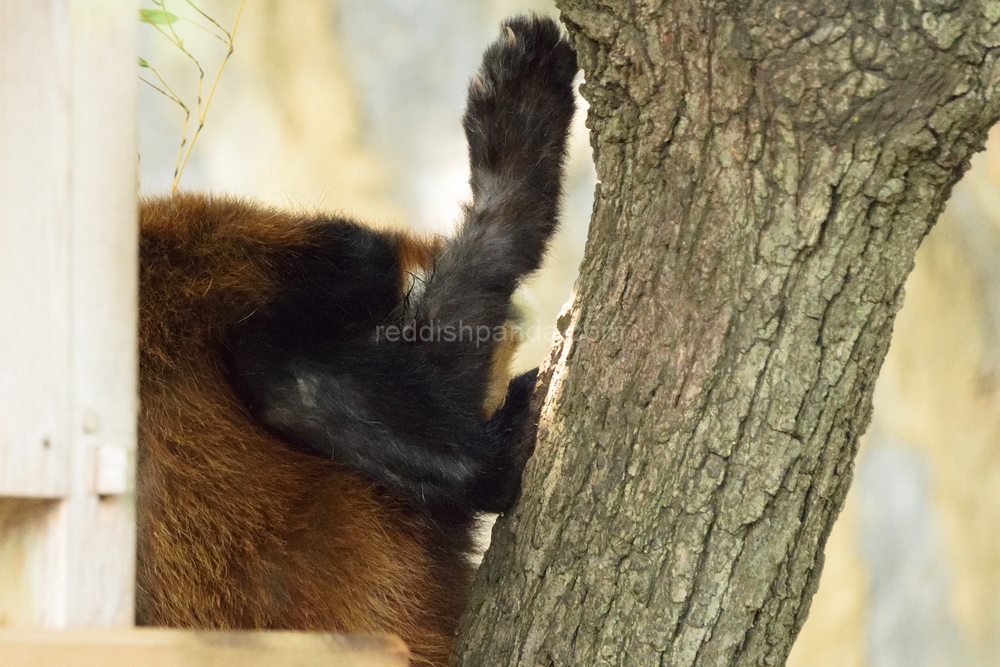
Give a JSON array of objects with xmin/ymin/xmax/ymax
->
[
  {"xmin": 0, "ymin": 0, "xmax": 73, "ymax": 499},
  {"xmin": 0, "ymin": 0, "xmax": 138, "ymax": 627},
  {"xmin": 63, "ymin": 0, "xmax": 139, "ymax": 627},
  {"xmin": 0, "ymin": 628, "xmax": 410, "ymax": 667}
]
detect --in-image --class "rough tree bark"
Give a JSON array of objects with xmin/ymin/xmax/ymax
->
[{"xmin": 454, "ymin": 1, "xmax": 1000, "ymax": 666}]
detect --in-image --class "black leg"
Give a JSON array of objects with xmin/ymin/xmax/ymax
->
[
  {"xmin": 406, "ymin": 15, "xmax": 577, "ymax": 404},
  {"xmin": 474, "ymin": 368, "xmax": 540, "ymax": 512},
  {"xmin": 225, "ymin": 16, "xmax": 575, "ymax": 517}
]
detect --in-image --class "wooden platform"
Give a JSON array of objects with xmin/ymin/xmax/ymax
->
[{"xmin": 0, "ymin": 628, "xmax": 409, "ymax": 667}]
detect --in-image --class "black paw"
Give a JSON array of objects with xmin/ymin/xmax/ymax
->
[
  {"xmin": 475, "ymin": 367, "xmax": 540, "ymax": 513},
  {"xmin": 499, "ymin": 367, "xmax": 539, "ymax": 421},
  {"xmin": 471, "ymin": 15, "xmax": 577, "ymax": 104},
  {"xmin": 463, "ymin": 15, "xmax": 577, "ymax": 176}
]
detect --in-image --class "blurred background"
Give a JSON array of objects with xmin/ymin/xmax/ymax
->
[{"xmin": 138, "ymin": 2, "xmax": 1000, "ymax": 665}]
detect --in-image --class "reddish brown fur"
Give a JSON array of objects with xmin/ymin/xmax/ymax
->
[
  {"xmin": 137, "ymin": 194, "xmax": 473, "ymax": 666},
  {"xmin": 393, "ymin": 232, "xmax": 444, "ymax": 283}
]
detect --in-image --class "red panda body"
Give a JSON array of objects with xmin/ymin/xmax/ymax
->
[
  {"xmin": 137, "ymin": 196, "xmax": 466, "ymax": 665},
  {"xmin": 134, "ymin": 16, "xmax": 577, "ymax": 667}
]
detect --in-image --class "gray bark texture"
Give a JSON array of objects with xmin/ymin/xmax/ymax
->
[{"xmin": 453, "ymin": 1, "xmax": 1000, "ymax": 666}]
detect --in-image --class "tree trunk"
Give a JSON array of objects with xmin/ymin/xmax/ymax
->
[{"xmin": 453, "ymin": 1, "xmax": 1000, "ymax": 666}]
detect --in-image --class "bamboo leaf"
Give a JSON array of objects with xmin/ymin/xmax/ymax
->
[{"xmin": 139, "ymin": 9, "xmax": 180, "ymax": 25}]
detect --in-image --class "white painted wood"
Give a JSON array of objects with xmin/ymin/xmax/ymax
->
[
  {"xmin": 0, "ymin": 0, "xmax": 73, "ymax": 499},
  {"xmin": 0, "ymin": 0, "xmax": 137, "ymax": 629},
  {"xmin": 63, "ymin": 0, "xmax": 139, "ymax": 627},
  {"xmin": 92, "ymin": 447, "xmax": 132, "ymax": 497}
]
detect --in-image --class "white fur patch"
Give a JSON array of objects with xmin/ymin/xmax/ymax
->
[
  {"xmin": 295, "ymin": 374, "xmax": 322, "ymax": 408},
  {"xmin": 404, "ymin": 264, "xmax": 432, "ymax": 304}
]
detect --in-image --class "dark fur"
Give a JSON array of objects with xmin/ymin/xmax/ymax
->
[{"xmin": 136, "ymin": 16, "xmax": 575, "ymax": 667}]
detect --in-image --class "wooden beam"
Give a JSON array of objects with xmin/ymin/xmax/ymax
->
[
  {"xmin": 63, "ymin": 0, "xmax": 139, "ymax": 627},
  {"xmin": 0, "ymin": 0, "xmax": 137, "ymax": 626},
  {"xmin": 0, "ymin": 628, "xmax": 410, "ymax": 667},
  {"xmin": 0, "ymin": 0, "xmax": 73, "ymax": 500}
]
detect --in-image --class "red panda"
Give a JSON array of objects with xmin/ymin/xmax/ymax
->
[{"xmin": 134, "ymin": 15, "xmax": 576, "ymax": 667}]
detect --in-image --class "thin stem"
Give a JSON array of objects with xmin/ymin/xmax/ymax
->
[
  {"xmin": 139, "ymin": 67, "xmax": 185, "ymax": 110},
  {"xmin": 184, "ymin": 0, "xmax": 231, "ymax": 41},
  {"xmin": 138, "ymin": 63, "xmax": 191, "ymax": 184},
  {"xmin": 171, "ymin": 0, "xmax": 246, "ymax": 192},
  {"xmin": 182, "ymin": 16, "xmax": 229, "ymax": 45}
]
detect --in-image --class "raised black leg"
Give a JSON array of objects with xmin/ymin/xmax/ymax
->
[
  {"xmin": 406, "ymin": 15, "xmax": 577, "ymax": 407},
  {"xmin": 225, "ymin": 16, "xmax": 575, "ymax": 517}
]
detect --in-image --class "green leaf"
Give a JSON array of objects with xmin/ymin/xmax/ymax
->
[
  {"xmin": 139, "ymin": 8, "xmax": 180, "ymax": 25},
  {"xmin": 138, "ymin": 57, "xmax": 150, "ymax": 68}
]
